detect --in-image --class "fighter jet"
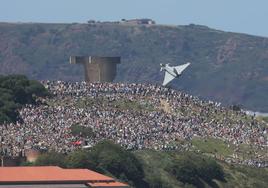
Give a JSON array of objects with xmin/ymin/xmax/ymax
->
[{"xmin": 160, "ymin": 62, "xmax": 190, "ymax": 86}]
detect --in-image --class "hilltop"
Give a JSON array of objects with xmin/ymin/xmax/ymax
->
[
  {"xmin": 2, "ymin": 81, "xmax": 267, "ymax": 163},
  {"xmin": 0, "ymin": 22, "xmax": 268, "ymax": 111}
]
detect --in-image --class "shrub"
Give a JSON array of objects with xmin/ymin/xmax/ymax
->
[
  {"xmin": 167, "ymin": 153, "xmax": 224, "ymax": 187},
  {"xmin": 0, "ymin": 75, "xmax": 48, "ymax": 123},
  {"xmin": 34, "ymin": 152, "xmax": 66, "ymax": 167},
  {"xmin": 70, "ymin": 124, "xmax": 94, "ymax": 138}
]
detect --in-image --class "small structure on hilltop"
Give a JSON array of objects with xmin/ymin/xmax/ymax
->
[
  {"xmin": 121, "ymin": 18, "xmax": 155, "ymax": 25},
  {"xmin": 70, "ymin": 56, "xmax": 121, "ymax": 82}
]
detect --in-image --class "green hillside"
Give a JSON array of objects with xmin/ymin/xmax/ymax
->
[
  {"xmin": 0, "ymin": 22, "xmax": 268, "ymax": 111},
  {"xmin": 30, "ymin": 141, "xmax": 268, "ymax": 188},
  {"xmin": 135, "ymin": 150, "xmax": 268, "ymax": 188}
]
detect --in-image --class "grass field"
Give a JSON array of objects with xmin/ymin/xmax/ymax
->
[
  {"xmin": 191, "ymin": 137, "xmax": 267, "ymax": 161},
  {"xmin": 191, "ymin": 137, "xmax": 234, "ymax": 157}
]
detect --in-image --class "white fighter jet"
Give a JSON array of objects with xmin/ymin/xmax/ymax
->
[{"xmin": 160, "ymin": 62, "xmax": 190, "ymax": 86}]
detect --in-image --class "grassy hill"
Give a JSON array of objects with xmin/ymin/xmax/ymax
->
[
  {"xmin": 31, "ymin": 141, "xmax": 268, "ymax": 188},
  {"xmin": 0, "ymin": 22, "xmax": 268, "ymax": 111},
  {"xmin": 135, "ymin": 150, "xmax": 268, "ymax": 188}
]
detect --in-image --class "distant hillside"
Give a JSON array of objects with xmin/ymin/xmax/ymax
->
[{"xmin": 0, "ymin": 22, "xmax": 268, "ymax": 111}]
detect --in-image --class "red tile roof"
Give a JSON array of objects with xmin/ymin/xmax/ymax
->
[
  {"xmin": 0, "ymin": 166, "xmax": 128, "ymax": 187},
  {"xmin": 87, "ymin": 182, "xmax": 129, "ymax": 187}
]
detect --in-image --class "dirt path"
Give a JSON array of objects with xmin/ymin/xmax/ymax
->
[{"xmin": 160, "ymin": 99, "xmax": 172, "ymax": 113}]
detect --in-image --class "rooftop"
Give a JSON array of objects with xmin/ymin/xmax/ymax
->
[{"xmin": 0, "ymin": 166, "xmax": 128, "ymax": 188}]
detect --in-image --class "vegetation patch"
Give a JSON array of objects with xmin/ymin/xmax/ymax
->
[
  {"xmin": 111, "ymin": 99, "xmax": 155, "ymax": 111},
  {"xmin": 25, "ymin": 141, "xmax": 268, "ymax": 188},
  {"xmin": 259, "ymin": 116, "xmax": 268, "ymax": 124},
  {"xmin": 70, "ymin": 123, "xmax": 94, "ymax": 138},
  {"xmin": 0, "ymin": 75, "xmax": 48, "ymax": 123},
  {"xmin": 191, "ymin": 137, "xmax": 234, "ymax": 157},
  {"xmin": 167, "ymin": 153, "xmax": 224, "ymax": 187}
]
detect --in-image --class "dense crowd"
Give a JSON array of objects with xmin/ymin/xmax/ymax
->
[{"xmin": 0, "ymin": 81, "xmax": 267, "ymax": 167}]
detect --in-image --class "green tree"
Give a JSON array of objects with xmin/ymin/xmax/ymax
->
[
  {"xmin": 0, "ymin": 101, "xmax": 18, "ymax": 122},
  {"xmin": 90, "ymin": 140, "xmax": 146, "ymax": 187},
  {"xmin": 34, "ymin": 152, "xmax": 66, "ymax": 167},
  {"xmin": 65, "ymin": 150, "xmax": 98, "ymax": 170},
  {"xmin": 26, "ymin": 80, "xmax": 49, "ymax": 98},
  {"xmin": 64, "ymin": 140, "xmax": 147, "ymax": 187},
  {"xmin": 0, "ymin": 75, "xmax": 48, "ymax": 123}
]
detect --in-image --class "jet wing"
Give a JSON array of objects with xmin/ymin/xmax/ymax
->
[
  {"xmin": 174, "ymin": 62, "xmax": 191, "ymax": 75},
  {"xmin": 163, "ymin": 71, "xmax": 176, "ymax": 86}
]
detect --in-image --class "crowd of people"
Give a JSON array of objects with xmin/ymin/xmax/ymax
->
[{"xmin": 0, "ymin": 81, "xmax": 267, "ymax": 167}]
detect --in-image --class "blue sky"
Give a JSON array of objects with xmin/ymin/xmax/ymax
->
[{"xmin": 0, "ymin": 0, "xmax": 267, "ymax": 37}]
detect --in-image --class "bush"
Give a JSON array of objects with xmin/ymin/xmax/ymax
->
[
  {"xmin": 91, "ymin": 140, "xmax": 144, "ymax": 181},
  {"xmin": 170, "ymin": 158, "xmax": 200, "ymax": 186},
  {"xmin": 0, "ymin": 75, "xmax": 48, "ymax": 123},
  {"xmin": 196, "ymin": 158, "xmax": 224, "ymax": 182},
  {"xmin": 145, "ymin": 171, "xmax": 173, "ymax": 188},
  {"xmin": 34, "ymin": 152, "xmax": 66, "ymax": 167},
  {"xmin": 70, "ymin": 124, "xmax": 94, "ymax": 138},
  {"xmin": 65, "ymin": 140, "xmax": 146, "ymax": 187},
  {"xmin": 65, "ymin": 150, "xmax": 97, "ymax": 170},
  {"xmin": 167, "ymin": 153, "xmax": 224, "ymax": 187}
]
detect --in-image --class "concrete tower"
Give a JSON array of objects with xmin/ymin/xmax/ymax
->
[{"xmin": 70, "ymin": 56, "xmax": 120, "ymax": 82}]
